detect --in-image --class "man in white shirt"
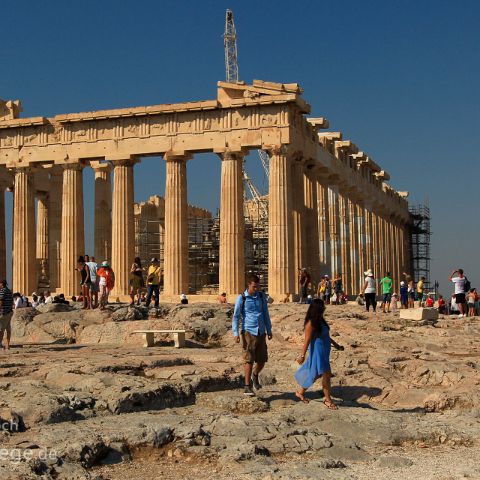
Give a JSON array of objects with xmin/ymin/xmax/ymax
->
[{"xmin": 449, "ymin": 268, "xmax": 467, "ymax": 317}]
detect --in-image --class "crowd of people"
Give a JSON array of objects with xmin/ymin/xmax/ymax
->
[{"xmin": 296, "ymin": 267, "xmax": 478, "ymax": 318}]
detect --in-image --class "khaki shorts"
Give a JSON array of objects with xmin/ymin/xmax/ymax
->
[
  {"xmin": 0, "ymin": 312, "xmax": 13, "ymax": 332},
  {"xmin": 241, "ymin": 332, "xmax": 268, "ymax": 364}
]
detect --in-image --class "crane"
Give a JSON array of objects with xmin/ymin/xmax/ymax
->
[{"xmin": 223, "ymin": 9, "xmax": 269, "ymax": 221}]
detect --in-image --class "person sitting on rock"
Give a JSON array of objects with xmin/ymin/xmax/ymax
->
[
  {"xmin": 180, "ymin": 294, "xmax": 188, "ymax": 305},
  {"xmin": 218, "ymin": 292, "xmax": 227, "ymax": 304},
  {"xmin": 232, "ymin": 273, "xmax": 272, "ymax": 397},
  {"xmin": 44, "ymin": 291, "xmax": 53, "ymax": 304},
  {"xmin": 294, "ymin": 299, "xmax": 344, "ymax": 408}
]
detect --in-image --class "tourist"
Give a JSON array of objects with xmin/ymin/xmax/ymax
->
[
  {"xmin": 180, "ymin": 293, "xmax": 189, "ymax": 305},
  {"xmin": 417, "ymin": 276, "xmax": 425, "ymax": 307},
  {"xmin": 232, "ymin": 273, "xmax": 272, "ymax": 397},
  {"xmin": 467, "ymin": 288, "xmax": 476, "ymax": 317},
  {"xmin": 437, "ymin": 295, "xmax": 446, "ymax": 314},
  {"xmin": 363, "ymin": 269, "xmax": 377, "ymax": 312},
  {"xmin": 298, "ymin": 268, "xmax": 311, "ymax": 304},
  {"xmin": 403, "ymin": 272, "xmax": 415, "ymax": 308},
  {"xmin": 355, "ymin": 293, "xmax": 365, "ymax": 306},
  {"xmin": 76, "ymin": 256, "xmax": 91, "ymax": 309},
  {"xmin": 0, "ymin": 280, "xmax": 14, "ymax": 350},
  {"xmin": 391, "ymin": 293, "xmax": 399, "ymax": 312},
  {"xmin": 294, "ymin": 299, "xmax": 344, "ymax": 408},
  {"xmin": 449, "ymin": 269, "xmax": 468, "ymax": 318},
  {"xmin": 97, "ymin": 261, "xmax": 115, "ymax": 309},
  {"xmin": 380, "ymin": 272, "xmax": 393, "ymax": 313},
  {"xmin": 129, "ymin": 257, "xmax": 145, "ymax": 306},
  {"xmin": 425, "ymin": 294, "xmax": 434, "ymax": 308},
  {"xmin": 400, "ymin": 281, "xmax": 408, "ymax": 309},
  {"xmin": 71, "ymin": 296, "xmax": 77, "ymax": 302},
  {"xmin": 306, "ymin": 294, "xmax": 313, "ymax": 305},
  {"xmin": 13, "ymin": 293, "xmax": 28, "ymax": 309},
  {"xmin": 218, "ymin": 292, "xmax": 227, "ymax": 304},
  {"xmin": 31, "ymin": 294, "xmax": 39, "ymax": 308},
  {"xmin": 39, "ymin": 293, "xmax": 45, "ymax": 304},
  {"xmin": 145, "ymin": 258, "xmax": 162, "ymax": 308},
  {"xmin": 324, "ymin": 275, "xmax": 332, "ymax": 304},
  {"xmin": 449, "ymin": 294, "xmax": 458, "ymax": 315},
  {"xmin": 86, "ymin": 255, "xmax": 99, "ymax": 308},
  {"xmin": 317, "ymin": 277, "xmax": 326, "ymax": 301},
  {"xmin": 44, "ymin": 291, "xmax": 53, "ymax": 304},
  {"xmin": 333, "ymin": 274, "xmax": 343, "ymax": 305}
]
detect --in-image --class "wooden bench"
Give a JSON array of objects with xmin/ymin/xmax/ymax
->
[{"xmin": 132, "ymin": 330, "xmax": 187, "ymax": 348}]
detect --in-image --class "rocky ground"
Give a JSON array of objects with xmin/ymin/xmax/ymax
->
[{"xmin": 0, "ymin": 301, "xmax": 479, "ymax": 479}]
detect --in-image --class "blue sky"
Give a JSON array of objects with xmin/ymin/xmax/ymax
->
[{"xmin": 2, "ymin": 0, "xmax": 479, "ymax": 292}]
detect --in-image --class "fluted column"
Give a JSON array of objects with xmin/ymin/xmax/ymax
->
[
  {"xmin": 93, "ymin": 163, "xmax": 112, "ymax": 262},
  {"xmin": 48, "ymin": 168, "xmax": 63, "ymax": 292},
  {"xmin": 317, "ymin": 177, "xmax": 330, "ymax": 275},
  {"xmin": 370, "ymin": 210, "xmax": 378, "ymax": 276},
  {"xmin": 328, "ymin": 186, "xmax": 341, "ymax": 276},
  {"xmin": 0, "ymin": 185, "xmax": 6, "ymax": 282},
  {"xmin": 304, "ymin": 167, "xmax": 319, "ymax": 281},
  {"xmin": 292, "ymin": 159, "xmax": 305, "ymax": 291},
  {"xmin": 60, "ymin": 164, "xmax": 85, "ymax": 296},
  {"xmin": 268, "ymin": 146, "xmax": 294, "ymax": 299},
  {"xmin": 219, "ymin": 151, "xmax": 245, "ymax": 295},
  {"xmin": 349, "ymin": 199, "xmax": 360, "ymax": 295},
  {"xmin": 13, "ymin": 168, "xmax": 36, "ymax": 294},
  {"xmin": 164, "ymin": 154, "xmax": 189, "ymax": 296},
  {"xmin": 36, "ymin": 192, "xmax": 49, "ymax": 289},
  {"xmin": 339, "ymin": 192, "xmax": 351, "ymax": 294},
  {"xmin": 111, "ymin": 159, "xmax": 135, "ymax": 296},
  {"xmin": 357, "ymin": 203, "xmax": 366, "ymax": 279}
]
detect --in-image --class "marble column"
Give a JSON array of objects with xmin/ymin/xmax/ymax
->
[
  {"xmin": 48, "ymin": 168, "xmax": 63, "ymax": 292},
  {"xmin": 328, "ymin": 186, "xmax": 341, "ymax": 277},
  {"xmin": 93, "ymin": 163, "xmax": 112, "ymax": 262},
  {"xmin": 60, "ymin": 164, "xmax": 85, "ymax": 297},
  {"xmin": 13, "ymin": 168, "xmax": 36, "ymax": 294},
  {"xmin": 316, "ymin": 177, "xmax": 330, "ymax": 275},
  {"xmin": 357, "ymin": 203, "xmax": 366, "ymax": 280},
  {"xmin": 304, "ymin": 167, "xmax": 319, "ymax": 282},
  {"xmin": 0, "ymin": 186, "xmax": 6, "ymax": 282},
  {"xmin": 349, "ymin": 198, "xmax": 360, "ymax": 295},
  {"xmin": 371, "ymin": 210, "xmax": 380, "ymax": 276},
  {"xmin": 36, "ymin": 192, "xmax": 49, "ymax": 289},
  {"xmin": 164, "ymin": 154, "xmax": 189, "ymax": 296},
  {"xmin": 291, "ymin": 159, "xmax": 305, "ymax": 291},
  {"xmin": 339, "ymin": 192, "xmax": 351, "ymax": 294},
  {"xmin": 219, "ymin": 151, "xmax": 245, "ymax": 295},
  {"xmin": 111, "ymin": 159, "xmax": 135, "ymax": 296},
  {"xmin": 268, "ymin": 147, "xmax": 294, "ymax": 299}
]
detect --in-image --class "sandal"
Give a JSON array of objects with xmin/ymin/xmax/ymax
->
[
  {"xmin": 295, "ymin": 391, "xmax": 310, "ymax": 404},
  {"xmin": 323, "ymin": 399, "xmax": 338, "ymax": 410}
]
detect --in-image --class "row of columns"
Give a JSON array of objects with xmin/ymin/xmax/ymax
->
[{"xmin": 6, "ymin": 147, "xmax": 409, "ymax": 300}]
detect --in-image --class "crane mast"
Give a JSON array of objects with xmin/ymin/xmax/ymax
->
[{"xmin": 224, "ymin": 10, "xmax": 239, "ymax": 83}]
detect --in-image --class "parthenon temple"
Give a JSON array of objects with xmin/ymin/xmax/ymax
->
[{"xmin": 0, "ymin": 80, "xmax": 411, "ymax": 302}]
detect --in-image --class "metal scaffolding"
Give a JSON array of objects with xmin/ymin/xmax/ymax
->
[{"xmin": 409, "ymin": 203, "xmax": 431, "ymax": 289}]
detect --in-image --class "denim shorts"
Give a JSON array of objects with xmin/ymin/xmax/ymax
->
[{"xmin": 383, "ymin": 293, "xmax": 392, "ymax": 303}]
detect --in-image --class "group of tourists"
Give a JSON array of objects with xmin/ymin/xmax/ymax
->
[
  {"xmin": 299, "ymin": 269, "xmax": 347, "ymax": 305},
  {"xmin": 77, "ymin": 255, "xmax": 115, "ymax": 310}
]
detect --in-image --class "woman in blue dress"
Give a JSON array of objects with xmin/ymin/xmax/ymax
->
[{"xmin": 294, "ymin": 299, "xmax": 344, "ymax": 409}]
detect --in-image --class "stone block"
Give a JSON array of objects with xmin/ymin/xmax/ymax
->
[{"xmin": 399, "ymin": 308, "xmax": 439, "ymax": 321}]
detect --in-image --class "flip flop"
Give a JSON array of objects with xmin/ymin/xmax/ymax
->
[
  {"xmin": 323, "ymin": 400, "xmax": 338, "ymax": 410},
  {"xmin": 295, "ymin": 391, "xmax": 310, "ymax": 404}
]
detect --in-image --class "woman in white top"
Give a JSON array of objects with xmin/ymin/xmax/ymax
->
[{"xmin": 362, "ymin": 269, "xmax": 377, "ymax": 312}]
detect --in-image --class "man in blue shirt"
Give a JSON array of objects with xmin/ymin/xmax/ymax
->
[{"xmin": 232, "ymin": 274, "xmax": 273, "ymax": 396}]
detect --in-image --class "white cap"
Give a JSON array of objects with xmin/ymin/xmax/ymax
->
[{"xmin": 180, "ymin": 294, "xmax": 187, "ymax": 300}]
